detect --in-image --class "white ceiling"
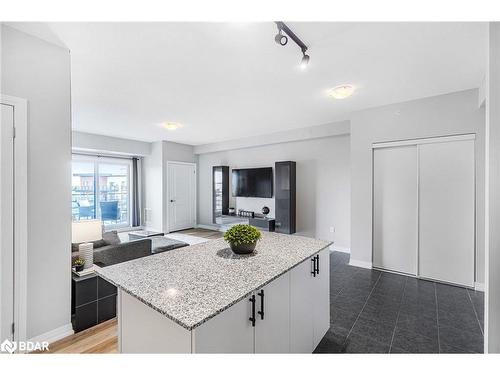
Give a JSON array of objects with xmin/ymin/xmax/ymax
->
[{"xmin": 11, "ymin": 22, "xmax": 487, "ymax": 145}]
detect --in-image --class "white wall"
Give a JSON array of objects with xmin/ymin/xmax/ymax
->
[
  {"xmin": 486, "ymin": 21, "xmax": 500, "ymax": 353},
  {"xmin": 142, "ymin": 141, "xmax": 163, "ymax": 232},
  {"xmin": 1, "ymin": 26, "xmax": 72, "ymax": 339},
  {"xmin": 197, "ymin": 134, "xmax": 351, "ymax": 250},
  {"xmin": 350, "ymin": 89, "xmax": 485, "ymax": 283},
  {"xmin": 194, "ymin": 121, "xmax": 350, "ymax": 154},
  {"xmin": 72, "ymin": 131, "xmax": 151, "ymax": 156},
  {"xmin": 163, "ymin": 141, "xmax": 196, "ymax": 164}
]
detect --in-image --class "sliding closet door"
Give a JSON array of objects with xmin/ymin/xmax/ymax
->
[
  {"xmin": 418, "ymin": 140, "xmax": 475, "ymax": 287},
  {"xmin": 373, "ymin": 146, "xmax": 418, "ymax": 275}
]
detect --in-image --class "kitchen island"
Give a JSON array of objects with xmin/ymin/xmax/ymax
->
[{"xmin": 96, "ymin": 232, "xmax": 331, "ymax": 353}]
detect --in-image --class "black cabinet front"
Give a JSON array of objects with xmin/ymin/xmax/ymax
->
[
  {"xmin": 72, "ymin": 275, "xmax": 117, "ymax": 333},
  {"xmin": 74, "ymin": 301, "xmax": 98, "ymax": 332},
  {"xmin": 98, "ymin": 295, "xmax": 117, "ymax": 324}
]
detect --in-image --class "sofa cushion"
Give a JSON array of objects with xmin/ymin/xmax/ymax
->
[
  {"xmin": 151, "ymin": 237, "xmax": 189, "ymax": 254},
  {"xmin": 103, "ymin": 230, "xmax": 121, "ymax": 245},
  {"xmin": 93, "ymin": 239, "xmax": 152, "ymax": 267}
]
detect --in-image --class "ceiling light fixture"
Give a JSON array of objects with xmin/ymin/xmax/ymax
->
[
  {"xmin": 274, "ymin": 21, "xmax": 310, "ymax": 69},
  {"xmin": 300, "ymin": 53, "xmax": 310, "ymax": 70},
  {"xmin": 161, "ymin": 122, "xmax": 183, "ymax": 130},
  {"xmin": 274, "ymin": 30, "xmax": 288, "ymax": 46},
  {"xmin": 327, "ymin": 85, "xmax": 355, "ymax": 99}
]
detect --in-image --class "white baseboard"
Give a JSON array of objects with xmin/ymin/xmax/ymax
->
[
  {"xmin": 29, "ymin": 323, "xmax": 74, "ymax": 345},
  {"xmin": 197, "ymin": 223, "xmax": 223, "ymax": 231},
  {"xmin": 349, "ymin": 259, "xmax": 373, "ymax": 269},
  {"xmin": 475, "ymin": 282, "xmax": 485, "ymax": 292},
  {"xmin": 331, "ymin": 245, "xmax": 350, "ymax": 254}
]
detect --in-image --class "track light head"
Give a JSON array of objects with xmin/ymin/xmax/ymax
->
[
  {"xmin": 275, "ymin": 31, "xmax": 288, "ymax": 46},
  {"xmin": 300, "ymin": 53, "xmax": 310, "ymax": 70}
]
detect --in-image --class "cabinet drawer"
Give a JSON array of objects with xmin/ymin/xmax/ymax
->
[
  {"xmin": 74, "ymin": 301, "xmax": 98, "ymax": 332},
  {"xmin": 98, "ymin": 294, "xmax": 117, "ymax": 323},
  {"xmin": 98, "ymin": 277, "xmax": 117, "ymax": 299},
  {"xmin": 74, "ymin": 277, "xmax": 97, "ymax": 307}
]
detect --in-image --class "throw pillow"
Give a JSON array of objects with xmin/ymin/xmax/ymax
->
[{"xmin": 103, "ymin": 230, "xmax": 121, "ymax": 245}]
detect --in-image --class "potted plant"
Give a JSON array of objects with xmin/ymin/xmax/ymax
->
[
  {"xmin": 224, "ymin": 224, "xmax": 262, "ymax": 254},
  {"xmin": 73, "ymin": 258, "xmax": 85, "ymax": 272}
]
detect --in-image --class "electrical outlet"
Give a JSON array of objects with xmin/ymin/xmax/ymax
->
[{"xmin": 329, "ymin": 226, "xmax": 335, "ymax": 233}]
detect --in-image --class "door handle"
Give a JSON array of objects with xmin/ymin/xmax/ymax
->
[
  {"xmin": 257, "ymin": 289, "xmax": 264, "ymax": 320},
  {"xmin": 249, "ymin": 295, "xmax": 256, "ymax": 326},
  {"xmin": 315, "ymin": 254, "xmax": 320, "ymax": 275},
  {"xmin": 170, "ymin": 199, "xmax": 175, "ymax": 202},
  {"xmin": 311, "ymin": 257, "xmax": 316, "ymax": 277}
]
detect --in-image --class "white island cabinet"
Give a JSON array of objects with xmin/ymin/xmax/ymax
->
[
  {"xmin": 193, "ymin": 271, "xmax": 291, "ymax": 353},
  {"xmin": 290, "ymin": 248, "xmax": 330, "ymax": 352},
  {"xmin": 97, "ymin": 232, "xmax": 331, "ymax": 353}
]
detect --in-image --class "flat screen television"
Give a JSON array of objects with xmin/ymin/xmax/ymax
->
[{"xmin": 231, "ymin": 167, "xmax": 273, "ymax": 198}]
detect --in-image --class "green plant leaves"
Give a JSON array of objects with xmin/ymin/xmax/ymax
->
[
  {"xmin": 73, "ymin": 258, "xmax": 85, "ymax": 266},
  {"xmin": 223, "ymin": 224, "xmax": 262, "ymax": 246}
]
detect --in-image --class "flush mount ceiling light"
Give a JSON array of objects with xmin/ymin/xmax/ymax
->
[
  {"xmin": 274, "ymin": 21, "xmax": 310, "ymax": 69},
  {"xmin": 161, "ymin": 122, "xmax": 183, "ymax": 130},
  {"xmin": 327, "ymin": 85, "xmax": 355, "ymax": 99}
]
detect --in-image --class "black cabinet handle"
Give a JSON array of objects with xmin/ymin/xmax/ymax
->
[
  {"xmin": 257, "ymin": 290, "xmax": 264, "ymax": 320},
  {"xmin": 311, "ymin": 257, "xmax": 316, "ymax": 277},
  {"xmin": 249, "ymin": 295, "xmax": 256, "ymax": 326},
  {"xmin": 315, "ymin": 254, "xmax": 320, "ymax": 275}
]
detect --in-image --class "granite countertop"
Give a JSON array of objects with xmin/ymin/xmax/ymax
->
[{"xmin": 95, "ymin": 232, "xmax": 331, "ymax": 330}]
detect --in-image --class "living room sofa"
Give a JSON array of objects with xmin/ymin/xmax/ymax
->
[{"xmin": 71, "ymin": 233, "xmax": 189, "ymax": 267}]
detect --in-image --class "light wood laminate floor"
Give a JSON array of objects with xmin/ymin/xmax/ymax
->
[{"xmin": 33, "ymin": 318, "xmax": 118, "ymax": 354}]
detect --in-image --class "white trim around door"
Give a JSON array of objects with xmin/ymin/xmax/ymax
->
[
  {"xmin": 372, "ymin": 133, "xmax": 476, "ymax": 149},
  {"xmin": 166, "ymin": 161, "xmax": 197, "ymax": 233},
  {"xmin": 1, "ymin": 94, "xmax": 28, "ymax": 351}
]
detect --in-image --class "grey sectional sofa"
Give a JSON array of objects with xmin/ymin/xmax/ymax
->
[{"xmin": 72, "ymin": 235, "xmax": 189, "ymax": 267}]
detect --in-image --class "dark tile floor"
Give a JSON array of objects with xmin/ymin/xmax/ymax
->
[{"xmin": 314, "ymin": 251, "xmax": 484, "ymax": 354}]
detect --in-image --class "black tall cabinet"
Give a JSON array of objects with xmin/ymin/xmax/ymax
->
[
  {"xmin": 275, "ymin": 161, "xmax": 296, "ymax": 234},
  {"xmin": 213, "ymin": 166, "xmax": 230, "ymax": 223}
]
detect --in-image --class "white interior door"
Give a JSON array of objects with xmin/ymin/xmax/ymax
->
[
  {"xmin": 418, "ymin": 140, "xmax": 475, "ymax": 287},
  {"xmin": 373, "ymin": 146, "xmax": 418, "ymax": 275},
  {"xmin": 168, "ymin": 162, "xmax": 196, "ymax": 232},
  {"xmin": 1, "ymin": 103, "xmax": 15, "ymax": 342}
]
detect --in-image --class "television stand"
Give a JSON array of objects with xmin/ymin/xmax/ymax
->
[{"xmin": 249, "ymin": 216, "xmax": 275, "ymax": 232}]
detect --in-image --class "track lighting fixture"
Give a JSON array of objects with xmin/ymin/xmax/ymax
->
[
  {"xmin": 274, "ymin": 21, "xmax": 310, "ymax": 69},
  {"xmin": 300, "ymin": 53, "xmax": 310, "ymax": 70},
  {"xmin": 275, "ymin": 30, "xmax": 288, "ymax": 46}
]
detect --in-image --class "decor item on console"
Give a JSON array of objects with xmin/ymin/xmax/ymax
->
[
  {"xmin": 238, "ymin": 209, "xmax": 255, "ymax": 218},
  {"xmin": 73, "ymin": 258, "xmax": 85, "ymax": 272},
  {"xmin": 262, "ymin": 206, "xmax": 270, "ymax": 216},
  {"xmin": 223, "ymin": 224, "xmax": 261, "ymax": 254},
  {"xmin": 72, "ymin": 220, "xmax": 102, "ymax": 269}
]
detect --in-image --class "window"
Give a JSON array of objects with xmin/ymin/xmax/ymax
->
[{"xmin": 72, "ymin": 155, "xmax": 133, "ymax": 229}]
